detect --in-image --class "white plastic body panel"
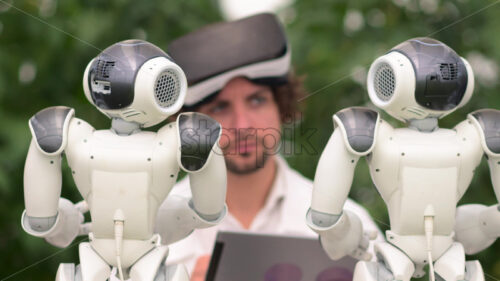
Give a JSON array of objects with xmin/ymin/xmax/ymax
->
[
  {"xmin": 434, "ymin": 242, "xmax": 465, "ymax": 281},
  {"xmin": 368, "ymin": 120, "xmax": 483, "ymax": 263},
  {"xmin": 24, "ymin": 140, "xmax": 63, "ymax": 217},
  {"xmin": 311, "ymin": 129, "xmax": 359, "ymax": 215},
  {"xmin": 129, "ymin": 245, "xmax": 169, "ymax": 280},
  {"xmin": 367, "ymin": 52, "xmax": 419, "ymax": 122},
  {"xmin": 63, "ymin": 118, "xmax": 181, "ymax": 269},
  {"xmin": 65, "ymin": 118, "xmax": 179, "ymax": 242},
  {"xmin": 352, "ymin": 241, "xmax": 485, "ymax": 281},
  {"xmin": 374, "ymin": 242, "xmax": 415, "ymax": 281},
  {"xmin": 179, "ymin": 142, "xmax": 227, "ymax": 217},
  {"xmin": 370, "ymin": 121, "xmax": 483, "ymax": 237},
  {"xmin": 485, "ymin": 153, "xmax": 500, "ymax": 202},
  {"xmin": 79, "ymin": 242, "xmax": 111, "ymax": 281},
  {"xmin": 455, "ymin": 204, "xmax": 500, "ymax": 254}
]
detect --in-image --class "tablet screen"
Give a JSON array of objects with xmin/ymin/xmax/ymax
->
[{"xmin": 206, "ymin": 231, "xmax": 356, "ymax": 281}]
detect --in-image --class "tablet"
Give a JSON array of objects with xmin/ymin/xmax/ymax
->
[{"xmin": 206, "ymin": 231, "xmax": 357, "ymax": 281}]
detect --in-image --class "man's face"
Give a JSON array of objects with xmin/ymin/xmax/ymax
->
[{"xmin": 197, "ymin": 77, "xmax": 282, "ymax": 174}]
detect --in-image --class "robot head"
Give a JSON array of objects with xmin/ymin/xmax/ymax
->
[
  {"xmin": 83, "ymin": 40, "xmax": 187, "ymax": 127},
  {"xmin": 367, "ymin": 37, "xmax": 474, "ymax": 122}
]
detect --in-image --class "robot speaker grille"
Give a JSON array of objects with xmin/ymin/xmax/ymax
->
[
  {"xmin": 439, "ymin": 63, "xmax": 458, "ymax": 80},
  {"xmin": 374, "ymin": 63, "xmax": 395, "ymax": 102},
  {"xmin": 95, "ymin": 60, "xmax": 115, "ymax": 79},
  {"xmin": 154, "ymin": 70, "xmax": 181, "ymax": 108}
]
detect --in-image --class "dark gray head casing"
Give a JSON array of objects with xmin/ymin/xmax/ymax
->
[
  {"xmin": 367, "ymin": 37, "xmax": 474, "ymax": 122},
  {"xmin": 83, "ymin": 40, "xmax": 187, "ymax": 127}
]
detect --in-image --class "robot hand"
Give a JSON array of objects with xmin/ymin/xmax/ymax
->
[
  {"xmin": 455, "ymin": 204, "xmax": 500, "ymax": 254},
  {"xmin": 307, "ymin": 209, "xmax": 377, "ymax": 261},
  {"xmin": 155, "ymin": 195, "xmax": 227, "ymax": 246},
  {"xmin": 22, "ymin": 198, "xmax": 90, "ymax": 248}
]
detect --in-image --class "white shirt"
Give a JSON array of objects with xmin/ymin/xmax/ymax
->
[{"xmin": 165, "ymin": 156, "xmax": 382, "ymax": 273}]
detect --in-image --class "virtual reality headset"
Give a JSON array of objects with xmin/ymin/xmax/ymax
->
[{"xmin": 168, "ymin": 13, "xmax": 291, "ymax": 107}]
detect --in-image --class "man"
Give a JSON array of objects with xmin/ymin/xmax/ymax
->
[{"xmin": 161, "ymin": 13, "xmax": 381, "ymax": 281}]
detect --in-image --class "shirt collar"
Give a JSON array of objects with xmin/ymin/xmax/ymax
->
[
  {"xmin": 262, "ymin": 156, "xmax": 288, "ymax": 209},
  {"xmin": 243, "ymin": 155, "xmax": 288, "ymax": 231}
]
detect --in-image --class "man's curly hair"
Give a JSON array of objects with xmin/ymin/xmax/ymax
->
[{"xmin": 269, "ymin": 72, "xmax": 307, "ymax": 123}]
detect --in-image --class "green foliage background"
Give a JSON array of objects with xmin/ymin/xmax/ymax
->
[{"xmin": 0, "ymin": 0, "xmax": 498, "ymax": 280}]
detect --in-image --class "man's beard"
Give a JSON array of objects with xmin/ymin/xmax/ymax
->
[{"xmin": 224, "ymin": 150, "xmax": 270, "ymax": 175}]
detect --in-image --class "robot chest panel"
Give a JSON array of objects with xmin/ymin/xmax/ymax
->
[
  {"xmin": 370, "ymin": 128, "xmax": 465, "ymax": 186},
  {"xmin": 68, "ymin": 130, "xmax": 160, "ymax": 175},
  {"xmin": 369, "ymin": 129, "xmax": 476, "ymax": 234},
  {"xmin": 66, "ymin": 130, "xmax": 179, "ymax": 238}
]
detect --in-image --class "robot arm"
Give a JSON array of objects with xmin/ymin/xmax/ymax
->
[
  {"xmin": 177, "ymin": 112, "xmax": 227, "ymax": 220},
  {"xmin": 22, "ymin": 106, "xmax": 84, "ymax": 248},
  {"xmin": 307, "ymin": 107, "xmax": 379, "ymax": 261},
  {"xmin": 455, "ymin": 204, "xmax": 500, "ymax": 254},
  {"xmin": 488, "ymin": 153, "xmax": 500, "ymax": 203},
  {"xmin": 469, "ymin": 109, "xmax": 500, "ymax": 201},
  {"xmin": 155, "ymin": 194, "xmax": 226, "ymax": 245},
  {"xmin": 156, "ymin": 112, "xmax": 227, "ymax": 245},
  {"xmin": 455, "ymin": 110, "xmax": 500, "ymax": 254}
]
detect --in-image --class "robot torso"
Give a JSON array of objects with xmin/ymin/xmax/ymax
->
[
  {"xmin": 368, "ymin": 118, "xmax": 484, "ymax": 262},
  {"xmin": 64, "ymin": 118, "xmax": 180, "ymax": 241}
]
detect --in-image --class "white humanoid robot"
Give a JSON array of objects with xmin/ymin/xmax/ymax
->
[
  {"xmin": 21, "ymin": 40, "xmax": 227, "ymax": 281},
  {"xmin": 306, "ymin": 38, "xmax": 500, "ymax": 281}
]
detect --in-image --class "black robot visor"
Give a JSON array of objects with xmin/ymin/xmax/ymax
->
[{"xmin": 167, "ymin": 13, "xmax": 291, "ymax": 106}]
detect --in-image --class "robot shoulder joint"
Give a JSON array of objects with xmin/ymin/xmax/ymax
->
[
  {"xmin": 469, "ymin": 109, "xmax": 500, "ymax": 155},
  {"xmin": 333, "ymin": 107, "xmax": 379, "ymax": 155},
  {"xmin": 29, "ymin": 106, "xmax": 75, "ymax": 155},
  {"xmin": 176, "ymin": 112, "xmax": 222, "ymax": 172}
]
